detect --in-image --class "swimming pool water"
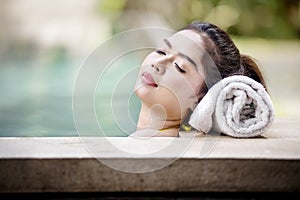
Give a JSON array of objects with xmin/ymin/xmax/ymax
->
[{"xmin": 0, "ymin": 59, "xmax": 141, "ymax": 137}]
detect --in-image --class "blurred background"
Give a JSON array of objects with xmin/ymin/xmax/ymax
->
[{"xmin": 0, "ymin": 0, "xmax": 299, "ymax": 137}]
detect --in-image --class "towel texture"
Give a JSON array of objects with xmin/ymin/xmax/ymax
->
[{"xmin": 189, "ymin": 75, "xmax": 275, "ymax": 138}]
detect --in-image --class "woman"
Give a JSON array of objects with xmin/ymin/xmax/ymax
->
[{"xmin": 132, "ymin": 21, "xmax": 266, "ymax": 137}]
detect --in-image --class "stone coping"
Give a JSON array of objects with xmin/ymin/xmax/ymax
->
[
  {"xmin": 0, "ymin": 116, "xmax": 299, "ymax": 160},
  {"xmin": 0, "ymin": 116, "xmax": 299, "ymax": 192}
]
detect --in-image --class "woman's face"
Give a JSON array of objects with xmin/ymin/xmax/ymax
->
[{"xmin": 135, "ymin": 30, "xmax": 206, "ymax": 119}]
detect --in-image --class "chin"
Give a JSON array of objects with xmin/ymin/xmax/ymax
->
[{"xmin": 135, "ymin": 86, "xmax": 151, "ymax": 100}]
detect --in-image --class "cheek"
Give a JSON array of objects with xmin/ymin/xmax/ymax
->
[
  {"xmin": 191, "ymin": 76, "xmax": 205, "ymax": 95},
  {"xmin": 135, "ymin": 68, "xmax": 204, "ymax": 117},
  {"xmin": 161, "ymin": 72, "xmax": 200, "ymax": 99}
]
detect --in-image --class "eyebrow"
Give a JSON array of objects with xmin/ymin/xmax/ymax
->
[{"xmin": 163, "ymin": 39, "xmax": 198, "ymax": 68}]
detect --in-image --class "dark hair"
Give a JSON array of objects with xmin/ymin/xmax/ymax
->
[
  {"xmin": 183, "ymin": 21, "xmax": 266, "ymax": 91},
  {"xmin": 180, "ymin": 21, "xmax": 266, "ymax": 132}
]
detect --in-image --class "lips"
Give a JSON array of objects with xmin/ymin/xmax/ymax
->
[{"xmin": 142, "ymin": 72, "xmax": 158, "ymax": 87}]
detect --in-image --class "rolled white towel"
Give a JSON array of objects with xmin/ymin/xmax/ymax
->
[{"xmin": 188, "ymin": 75, "xmax": 275, "ymax": 138}]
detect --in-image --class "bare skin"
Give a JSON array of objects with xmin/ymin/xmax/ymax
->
[{"xmin": 132, "ymin": 30, "xmax": 206, "ymax": 137}]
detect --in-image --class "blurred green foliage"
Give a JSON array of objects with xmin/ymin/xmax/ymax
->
[{"xmin": 99, "ymin": 0, "xmax": 300, "ymax": 39}]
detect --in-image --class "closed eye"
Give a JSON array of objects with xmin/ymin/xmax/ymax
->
[
  {"xmin": 175, "ymin": 63, "xmax": 185, "ymax": 73},
  {"xmin": 155, "ymin": 49, "xmax": 166, "ymax": 55}
]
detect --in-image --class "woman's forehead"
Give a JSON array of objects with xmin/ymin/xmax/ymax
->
[
  {"xmin": 165, "ymin": 30, "xmax": 205, "ymax": 71},
  {"xmin": 170, "ymin": 30, "xmax": 203, "ymax": 45}
]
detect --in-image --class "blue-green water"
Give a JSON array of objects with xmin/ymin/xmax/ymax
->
[
  {"xmin": 3, "ymin": 39, "xmax": 299, "ymax": 137},
  {"xmin": 0, "ymin": 53, "xmax": 143, "ymax": 137}
]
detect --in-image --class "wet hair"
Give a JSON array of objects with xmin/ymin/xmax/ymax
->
[
  {"xmin": 180, "ymin": 21, "xmax": 267, "ymax": 132},
  {"xmin": 183, "ymin": 21, "xmax": 267, "ymax": 92}
]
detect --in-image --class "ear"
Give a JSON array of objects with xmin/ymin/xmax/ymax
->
[
  {"xmin": 197, "ymin": 90, "xmax": 207, "ymax": 102},
  {"xmin": 188, "ymin": 82, "xmax": 208, "ymax": 111},
  {"xmin": 190, "ymin": 91, "xmax": 206, "ymax": 111},
  {"xmin": 195, "ymin": 83, "xmax": 208, "ymax": 106}
]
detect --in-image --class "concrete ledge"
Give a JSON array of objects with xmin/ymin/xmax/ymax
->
[
  {"xmin": 0, "ymin": 116, "xmax": 300, "ymax": 192},
  {"xmin": 1, "ymin": 158, "xmax": 299, "ymax": 193}
]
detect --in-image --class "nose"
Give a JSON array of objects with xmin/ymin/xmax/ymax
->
[
  {"xmin": 152, "ymin": 54, "xmax": 173, "ymax": 74},
  {"xmin": 152, "ymin": 63, "xmax": 166, "ymax": 74}
]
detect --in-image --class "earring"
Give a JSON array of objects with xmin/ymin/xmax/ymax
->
[{"xmin": 181, "ymin": 123, "xmax": 192, "ymax": 131}]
